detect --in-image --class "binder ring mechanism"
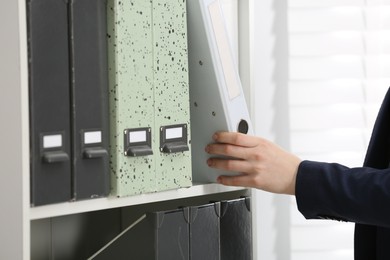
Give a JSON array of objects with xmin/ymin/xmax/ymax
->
[
  {"xmin": 160, "ymin": 124, "xmax": 189, "ymax": 153},
  {"xmin": 237, "ymin": 119, "xmax": 249, "ymax": 134}
]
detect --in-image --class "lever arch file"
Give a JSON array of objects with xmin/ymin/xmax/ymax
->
[
  {"xmin": 69, "ymin": 0, "xmax": 110, "ymax": 200},
  {"xmin": 28, "ymin": 0, "xmax": 72, "ymax": 206},
  {"xmin": 220, "ymin": 197, "xmax": 252, "ymax": 260},
  {"xmin": 107, "ymin": 0, "xmax": 192, "ymax": 197},
  {"xmin": 187, "ymin": 0, "xmax": 254, "ymax": 182}
]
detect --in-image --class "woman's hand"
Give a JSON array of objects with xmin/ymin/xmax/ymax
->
[{"xmin": 205, "ymin": 132, "xmax": 301, "ymax": 195}]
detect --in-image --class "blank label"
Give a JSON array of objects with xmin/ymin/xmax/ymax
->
[
  {"xmin": 84, "ymin": 131, "xmax": 102, "ymax": 144},
  {"xmin": 166, "ymin": 127, "xmax": 183, "ymax": 140},
  {"xmin": 129, "ymin": 130, "xmax": 147, "ymax": 143},
  {"xmin": 43, "ymin": 134, "xmax": 62, "ymax": 149}
]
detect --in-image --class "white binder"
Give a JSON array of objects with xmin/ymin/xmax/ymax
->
[{"xmin": 187, "ymin": 0, "xmax": 254, "ymax": 182}]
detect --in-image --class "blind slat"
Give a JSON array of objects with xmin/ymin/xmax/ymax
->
[
  {"xmin": 289, "ymin": 82, "xmax": 364, "ymax": 105},
  {"xmin": 289, "ymin": 8, "xmax": 364, "ymax": 32},
  {"xmin": 290, "ymin": 131, "xmax": 366, "ymax": 154},
  {"xmin": 291, "ymin": 225, "xmax": 354, "ymax": 251},
  {"xmin": 290, "ymin": 105, "xmax": 365, "ymax": 130},
  {"xmin": 367, "ymin": 7, "xmax": 390, "ymax": 29},
  {"xmin": 292, "ymin": 250, "xmax": 354, "ymax": 260},
  {"xmin": 289, "ymin": 0, "xmax": 364, "ymax": 8},
  {"xmin": 290, "ymin": 32, "xmax": 364, "ymax": 56},
  {"xmin": 290, "ymin": 57, "xmax": 364, "ymax": 80}
]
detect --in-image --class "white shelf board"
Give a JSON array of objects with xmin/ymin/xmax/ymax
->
[{"xmin": 30, "ymin": 183, "xmax": 247, "ymax": 220}]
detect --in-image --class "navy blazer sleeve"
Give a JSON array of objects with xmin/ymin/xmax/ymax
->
[
  {"xmin": 296, "ymin": 88, "xmax": 390, "ymax": 229},
  {"xmin": 296, "ymin": 160, "xmax": 390, "ymax": 228}
]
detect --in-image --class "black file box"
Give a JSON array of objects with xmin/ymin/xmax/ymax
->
[
  {"xmin": 90, "ymin": 208, "xmax": 191, "ymax": 259},
  {"xmin": 27, "ymin": 0, "xmax": 72, "ymax": 206},
  {"xmin": 69, "ymin": 0, "xmax": 110, "ymax": 200},
  {"xmin": 190, "ymin": 203, "xmax": 221, "ymax": 260},
  {"xmin": 90, "ymin": 203, "xmax": 224, "ymax": 260},
  {"xmin": 220, "ymin": 197, "xmax": 252, "ymax": 260},
  {"xmin": 31, "ymin": 209, "xmax": 121, "ymax": 260}
]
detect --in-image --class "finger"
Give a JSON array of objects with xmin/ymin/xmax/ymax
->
[
  {"xmin": 217, "ymin": 174, "xmax": 253, "ymax": 188},
  {"xmin": 213, "ymin": 132, "xmax": 259, "ymax": 148},
  {"xmin": 206, "ymin": 143, "xmax": 253, "ymax": 159},
  {"xmin": 207, "ymin": 158, "xmax": 253, "ymax": 173}
]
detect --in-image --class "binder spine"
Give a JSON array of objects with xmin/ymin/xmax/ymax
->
[
  {"xmin": 107, "ymin": 0, "xmax": 156, "ymax": 196},
  {"xmin": 69, "ymin": 0, "xmax": 110, "ymax": 200},
  {"xmin": 153, "ymin": 0, "xmax": 192, "ymax": 191},
  {"xmin": 189, "ymin": 203, "xmax": 221, "ymax": 259},
  {"xmin": 220, "ymin": 197, "xmax": 252, "ymax": 260},
  {"xmin": 187, "ymin": 0, "xmax": 253, "ymax": 183},
  {"xmin": 28, "ymin": 0, "xmax": 72, "ymax": 206}
]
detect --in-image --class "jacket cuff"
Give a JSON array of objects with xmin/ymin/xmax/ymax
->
[{"xmin": 295, "ymin": 160, "xmax": 327, "ymax": 220}]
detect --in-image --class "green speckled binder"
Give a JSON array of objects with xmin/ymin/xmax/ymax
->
[
  {"xmin": 107, "ymin": 0, "xmax": 155, "ymax": 196},
  {"xmin": 107, "ymin": 0, "xmax": 192, "ymax": 197},
  {"xmin": 152, "ymin": 0, "xmax": 192, "ymax": 191}
]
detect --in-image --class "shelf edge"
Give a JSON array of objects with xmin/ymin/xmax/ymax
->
[{"xmin": 30, "ymin": 184, "xmax": 247, "ymax": 220}]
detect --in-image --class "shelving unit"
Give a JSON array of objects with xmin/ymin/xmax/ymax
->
[{"xmin": 0, "ymin": 0, "xmax": 252, "ymax": 259}]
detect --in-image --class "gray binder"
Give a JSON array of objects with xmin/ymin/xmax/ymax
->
[
  {"xmin": 28, "ymin": 0, "xmax": 72, "ymax": 206},
  {"xmin": 187, "ymin": 0, "xmax": 254, "ymax": 182}
]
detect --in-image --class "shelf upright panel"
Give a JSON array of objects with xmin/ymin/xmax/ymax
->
[{"xmin": 0, "ymin": 0, "xmax": 30, "ymax": 259}]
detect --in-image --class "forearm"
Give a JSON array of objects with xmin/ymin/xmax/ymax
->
[{"xmin": 296, "ymin": 160, "xmax": 390, "ymax": 228}]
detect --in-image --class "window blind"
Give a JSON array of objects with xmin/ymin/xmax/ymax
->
[{"xmin": 288, "ymin": 0, "xmax": 390, "ymax": 259}]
